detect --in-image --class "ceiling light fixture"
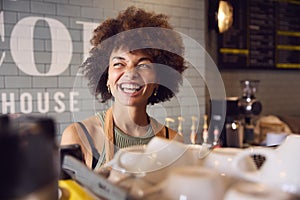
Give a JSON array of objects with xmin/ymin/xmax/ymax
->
[{"xmin": 217, "ymin": 0, "xmax": 233, "ymax": 33}]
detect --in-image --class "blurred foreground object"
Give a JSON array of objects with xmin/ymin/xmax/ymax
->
[{"xmin": 0, "ymin": 114, "xmax": 59, "ymax": 200}]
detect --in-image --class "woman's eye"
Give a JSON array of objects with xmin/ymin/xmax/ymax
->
[
  {"xmin": 113, "ymin": 63, "xmax": 124, "ymax": 68},
  {"xmin": 137, "ymin": 63, "xmax": 152, "ymax": 69}
]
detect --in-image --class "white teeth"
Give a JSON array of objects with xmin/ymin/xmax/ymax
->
[
  {"xmin": 123, "ymin": 88, "xmax": 135, "ymax": 93},
  {"xmin": 120, "ymin": 83, "xmax": 141, "ymax": 91}
]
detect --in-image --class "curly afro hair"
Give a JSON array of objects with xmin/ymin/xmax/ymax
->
[{"xmin": 81, "ymin": 6, "xmax": 187, "ymax": 105}]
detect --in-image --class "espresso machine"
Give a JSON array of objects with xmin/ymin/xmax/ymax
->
[
  {"xmin": 210, "ymin": 80, "xmax": 262, "ymax": 147},
  {"xmin": 238, "ymin": 80, "xmax": 262, "ymax": 144}
]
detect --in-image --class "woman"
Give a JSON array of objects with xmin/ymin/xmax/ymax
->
[{"xmin": 61, "ymin": 6, "xmax": 187, "ymax": 170}]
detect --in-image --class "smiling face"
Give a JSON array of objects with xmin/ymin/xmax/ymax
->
[{"xmin": 107, "ymin": 48, "xmax": 158, "ymax": 107}]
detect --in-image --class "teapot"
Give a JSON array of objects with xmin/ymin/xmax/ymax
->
[{"xmin": 232, "ymin": 134, "xmax": 300, "ymax": 196}]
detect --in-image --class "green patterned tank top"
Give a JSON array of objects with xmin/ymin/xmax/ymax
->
[{"xmin": 93, "ymin": 110, "xmax": 155, "ymax": 170}]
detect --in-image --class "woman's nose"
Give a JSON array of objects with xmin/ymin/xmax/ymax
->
[{"xmin": 124, "ymin": 66, "xmax": 138, "ymax": 79}]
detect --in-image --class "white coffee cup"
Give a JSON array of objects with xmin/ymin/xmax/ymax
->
[
  {"xmin": 113, "ymin": 137, "xmax": 188, "ymax": 173},
  {"xmin": 232, "ymin": 134, "xmax": 300, "ymax": 196},
  {"xmin": 202, "ymin": 147, "xmax": 257, "ymax": 177},
  {"xmin": 116, "ymin": 145, "xmax": 153, "ymax": 173},
  {"xmin": 224, "ymin": 181, "xmax": 295, "ymax": 200},
  {"xmin": 185, "ymin": 144, "xmax": 210, "ymax": 165},
  {"xmin": 201, "ymin": 147, "xmax": 257, "ymax": 189},
  {"xmin": 163, "ymin": 166, "xmax": 225, "ymax": 200},
  {"xmin": 112, "ymin": 137, "xmax": 200, "ymax": 183}
]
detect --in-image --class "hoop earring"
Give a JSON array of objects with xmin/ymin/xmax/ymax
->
[
  {"xmin": 107, "ymin": 85, "xmax": 111, "ymax": 93},
  {"xmin": 153, "ymin": 88, "xmax": 158, "ymax": 96}
]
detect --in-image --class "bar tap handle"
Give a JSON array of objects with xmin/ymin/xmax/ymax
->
[
  {"xmin": 165, "ymin": 117, "xmax": 175, "ymax": 128},
  {"xmin": 213, "ymin": 126, "xmax": 220, "ymax": 146},
  {"xmin": 177, "ymin": 116, "xmax": 184, "ymax": 136},
  {"xmin": 202, "ymin": 115, "xmax": 208, "ymax": 144},
  {"xmin": 190, "ymin": 116, "xmax": 197, "ymax": 144}
]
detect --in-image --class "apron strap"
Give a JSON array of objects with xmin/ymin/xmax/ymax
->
[
  {"xmin": 104, "ymin": 107, "xmax": 115, "ymax": 163},
  {"xmin": 77, "ymin": 122, "xmax": 100, "ymax": 169}
]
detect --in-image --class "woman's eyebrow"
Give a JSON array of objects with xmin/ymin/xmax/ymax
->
[
  {"xmin": 111, "ymin": 56, "xmax": 125, "ymax": 61},
  {"xmin": 111, "ymin": 56, "xmax": 152, "ymax": 62},
  {"xmin": 138, "ymin": 57, "xmax": 152, "ymax": 63}
]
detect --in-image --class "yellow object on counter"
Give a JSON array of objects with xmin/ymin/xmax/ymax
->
[{"xmin": 59, "ymin": 180, "xmax": 97, "ymax": 200}]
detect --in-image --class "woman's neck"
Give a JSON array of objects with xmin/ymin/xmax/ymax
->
[{"xmin": 112, "ymin": 104, "xmax": 150, "ymax": 137}]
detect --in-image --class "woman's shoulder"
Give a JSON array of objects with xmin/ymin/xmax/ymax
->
[
  {"xmin": 82, "ymin": 115, "xmax": 104, "ymax": 137},
  {"xmin": 60, "ymin": 122, "xmax": 82, "ymax": 145},
  {"xmin": 63, "ymin": 115, "xmax": 100, "ymax": 132},
  {"xmin": 61, "ymin": 115, "xmax": 103, "ymax": 144}
]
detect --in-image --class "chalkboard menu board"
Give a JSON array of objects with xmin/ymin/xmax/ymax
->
[{"xmin": 218, "ymin": 0, "xmax": 300, "ymax": 70}]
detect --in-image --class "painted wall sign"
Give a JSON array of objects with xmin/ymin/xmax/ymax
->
[{"xmin": 0, "ymin": 11, "xmax": 98, "ymax": 114}]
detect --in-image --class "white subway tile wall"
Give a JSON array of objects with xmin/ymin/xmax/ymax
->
[{"xmin": 0, "ymin": 0, "xmax": 206, "ymax": 143}]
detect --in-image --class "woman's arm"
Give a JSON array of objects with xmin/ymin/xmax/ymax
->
[
  {"xmin": 60, "ymin": 116, "xmax": 105, "ymax": 169},
  {"xmin": 60, "ymin": 123, "xmax": 93, "ymax": 169}
]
